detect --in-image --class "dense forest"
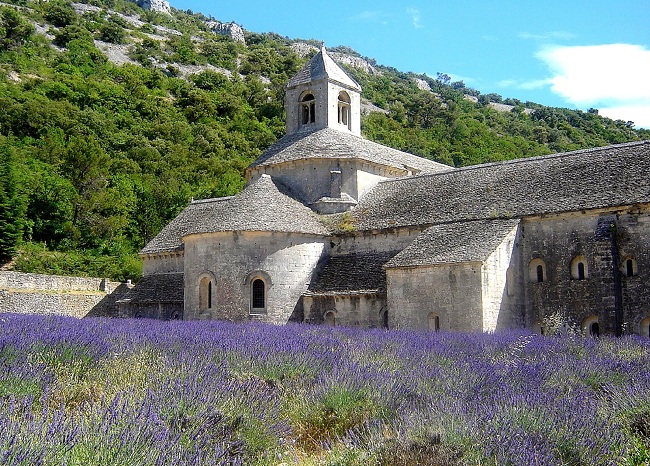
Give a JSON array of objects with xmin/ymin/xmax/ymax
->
[{"xmin": 1, "ymin": 0, "xmax": 648, "ymax": 280}]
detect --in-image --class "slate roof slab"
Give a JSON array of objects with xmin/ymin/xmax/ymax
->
[
  {"xmin": 307, "ymin": 251, "xmax": 400, "ymax": 293},
  {"xmin": 248, "ymin": 127, "xmax": 451, "ymax": 174},
  {"xmin": 141, "ymin": 174, "xmax": 329, "ymax": 254},
  {"xmin": 286, "ymin": 46, "xmax": 362, "ymax": 91},
  {"xmin": 352, "ymin": 141, "xmax": 650, "ymax": 231},
  {"xmin": 385, "ymin": 219, "xmax": 520, "ymax": 268}
]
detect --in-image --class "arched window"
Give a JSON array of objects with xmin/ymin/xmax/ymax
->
[
  {"xmin": 529, "ymin": 259, "xmax": 546, "ymax": 283},
  {"xmin": 382, "ymin": 309, "xmax": 389, "ymax": 329},
  {"xmin": 641, "ymin": 317, "xmax": 650, "ymax": 338},
  {"xmin": 338, "ymin": 91, "xmax": 351, "ymax": 129},
  {"xmin": 582, "ymin": 315, "xmax": 600, "ymax": 337},
  {"xmin": 301, "ymin": 93, "xmax": 316, "ymax": 125},
  {"xmin": 199, "ymin": 276, "xmax": 213, "ymax": 310},
  {"xmin": 251, "ymin": 278, "xmax": 266, "ymax": 313},
  {"xmin": 570, "ymin": 256, "xmax": 588, "ymax": 280},
  {"xmin": 324, "ymin": 310, "xmax": 336, "ymax": 326},
  {"xmin": 428, "ymin": 313, "xmax": 441, "ymax": 332},
  {"xmin": 622, "ymin": 256, "xmax": 638, "ymax": 277}
]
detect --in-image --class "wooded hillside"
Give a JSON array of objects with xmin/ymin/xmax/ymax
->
[{"xmin": 1, "ymin": 0, "xmax": 647, "ymax": 280}]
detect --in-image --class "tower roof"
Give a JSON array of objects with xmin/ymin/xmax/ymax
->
[
  {"xmin": 286, "ymin": 46, "xmax": 361, "ymax": 91},
  {"xmin": 247, "ymin": 127, "xmax": 451, "ymax": 175}
]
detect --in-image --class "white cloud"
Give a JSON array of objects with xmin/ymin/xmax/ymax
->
[
  {"xmin": 406, "ymin": 8, "xmax": 423, "ymax": 29},
  {"xmin": 497, "ymin": 78, "xmax": 553, "ymax": 92},
  {"xmin": 599, "ymin": 105, "xmax": 650, "ymax": 129},
  {"xmin": 518, "ymin": 31, "xmax": 575, "ymax": 41},
  {"xmin": 537, "ymin": 44, "xmax": 650, "ymax": 128}
]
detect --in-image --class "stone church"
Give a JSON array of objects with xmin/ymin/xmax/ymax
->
[{"xmin": 119, "ymin": 47, "xmax": 650, "ymax": 337}]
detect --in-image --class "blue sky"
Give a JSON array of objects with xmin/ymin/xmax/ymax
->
[{"xmin": 172, "ymin": 0, "xmax": 650, "ymax": 128}]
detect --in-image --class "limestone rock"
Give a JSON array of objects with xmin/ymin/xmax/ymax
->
[
  {"xmin": 206, "ymin": 21, "xmax": 245, "ymax": 43},
  {"xmin": 136, "ymin": 0, "xmax": 171, "ymax": 14}
]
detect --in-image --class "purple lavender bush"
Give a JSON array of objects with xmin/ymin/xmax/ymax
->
[{"xmin": 0, "ymin": 313, "xmax": 648, "ymax": 465}]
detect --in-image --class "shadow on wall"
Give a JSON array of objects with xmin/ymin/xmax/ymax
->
[{"xmin": 86, "ymin": 283, "xmax": 133, "ymax": 317}]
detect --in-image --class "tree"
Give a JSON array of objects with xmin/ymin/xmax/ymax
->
[
  {"xmin": 42, "ymin": 1, "xmax": 77, "ymax": 28},
  {"xmin": 99, "ymin": 22, "xmax": 126, "ymax": 44},
  {"xmin": 0, "ymin": 6, "xmax": 34, "ymax": 51},
  {"xmin": 0, "ymin": 142, "xmax": 27, "ymax": 262}
]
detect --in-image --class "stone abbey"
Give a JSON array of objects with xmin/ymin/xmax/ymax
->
[{"xmin": 120, "ymin": 47, "xmax": 650, "ymax": 337}]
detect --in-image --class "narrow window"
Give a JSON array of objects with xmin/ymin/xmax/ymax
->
[
  {"xmin": 624, "ymin": 257, "xmax": 638, "ymax": 277},
  {"xmin": 571, "ymin": 256, "xmax": 588, "ymax": 280},
  {"xmin": 529, "ymin": 259, "xmax": 546, "ymax": 283},
  {"xmin": 641, "ymin": 317, "xmax": 650, "ymax": 338},
  {"xmin": 199, "ymin": 276, "xmax": 213, "ymax": 310},
  {"xmin": 252, "ymin": 279, "xmax": 265, "ymax": 310},
  {"xmin": 338, "ymin": 91, "xmax": 351, "ymax": 128},
  {"xmin": 301, "ymin": 93, "xmax": 315, "ymax": 125},
  {"xmin": 590, "ymin": 322, "xmax": 600, "ymax": 337},
  {"xmin": 582, "ymin": 315, "xmax": 599, "ymax": 337},
  {"xmin": 382, "ymin": 310, "xmax": 388, "ymax": 329},
  {"xmin": 324, "ymin": 311, "xmax": 336, "ymax": 326},
  {"xmin": 428, "ymin": 313, "xmax": 441, "ymax": 331}
]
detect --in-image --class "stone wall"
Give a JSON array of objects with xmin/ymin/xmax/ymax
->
[
  {"xmin": 0, "ymin": 272, "xmax": 129, "ymax": 318},
  {"xmin": 303, "ymin": 293, "xmax": 386, "ymax": 328},
  {"xmin": 182, "ymin": 231, "xmax": 328, "ymax": 323},
  {"xmin": 386, "ymin": 263, "xmax": 484, "ymax": 331},
  {"xmin": 520, "ymin": 208, "xmax": 650, "ymax": 335},
  {"xmin": 481, "ymin": 223, "xmax": 524, "ymax": 331}
]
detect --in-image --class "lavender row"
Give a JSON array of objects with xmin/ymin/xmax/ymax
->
[{"xmin": 0, "ymin": 313, "xmax": 648, "ymax": 465}]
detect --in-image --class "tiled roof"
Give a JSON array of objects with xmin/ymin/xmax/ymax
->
[
  {"xmin": 286, "ymin": 46, "xmax": 361, "ymax": 91},
  {"xmin": 385, "ymin": 220, "xmax": 520, "ymax": 268},
  {"xmin": 141, "ymin": 175, "xmax": 329, "ymax": 254},
  {"xmin": 307, "ymin": 251, "xmax": 400, "ymax": 293},
  {"xmin": 247, "ymin": 127, "xmax": 451, "ymax": 174},
  {"xmin": 119, "ymin": 273, "xmax": 184, "ymax": 304},
  {"xmin": 351, "ymin": 141, "xmax": 650, "ymax": 231}
]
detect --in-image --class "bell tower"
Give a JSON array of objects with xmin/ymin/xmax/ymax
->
[{"xmin": 285, "ymin": 46, "xmax": 362, "ymax": 136}]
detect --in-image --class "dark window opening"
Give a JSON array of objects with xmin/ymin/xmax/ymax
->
[
  {"xmin": 301, "ymin": 94, "xmax": 316, "ymax": 125},
  {"xmin": 536, "ymin": 265, "xmax": 544, "ymax": 283},
  {"xmin": 252, "ymin": 279, "xmax": 265, "ymax": 309},
  {"xmin": 627, "ymin": 259, "xmax": 635, "ymax": 277},
  {"xmin": 590, "ymin": 322, "xmax": 600, "ymax": 337},
  {"xmin": 433, "ymin": 315, "xmax": 440, "ymax": 331},
  {"xmin": 338, "ymin": 92, "xmax": 351, "ymax": 127},
  {"xmin": 578, "ymin": 262, "xmax": 585, "ymax": 280}
]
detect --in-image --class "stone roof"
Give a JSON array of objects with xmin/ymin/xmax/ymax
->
[
  {"xmin": 351, "ymin": 141, "xmax": 650, "ymax": 231},
  {"xmin": 119, "ymin": 273, "xmax": 184, "ymax": 304},
  {"xmin": 287, "ymin": 46, "xmax": 361, "ymax": 91},
  {"xmin": 385, "ymin": 220, "xmax": 520, "ymax": 268},
  {"xmin": 248, "ymin": 127, "xmax": 451, "ymax": 174},
  {"xmin": 308, "ymin": 251, "xmax": 400, "ymax": 293},
  {"xmin": 141, "ymin": 175, "xmax": 329, "ymax": 254}
]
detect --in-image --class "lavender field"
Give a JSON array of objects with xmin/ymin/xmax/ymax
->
[{"xmin": 0, "ymin": 313, "xmax": 648, "ymax": 465}]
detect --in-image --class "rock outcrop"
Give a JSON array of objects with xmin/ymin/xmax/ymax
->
[
  {"xmin": 136, "ymin": 0, "xmax": 171, "ymax": 14},
  {"xmin": 206, "ymin": 21, "xmax": 245, "ymax": 43}
]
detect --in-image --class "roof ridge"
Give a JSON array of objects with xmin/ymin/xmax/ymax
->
[{"xmin": 376, "ymin": 140, "xmax": 650, "ymax": 185}]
